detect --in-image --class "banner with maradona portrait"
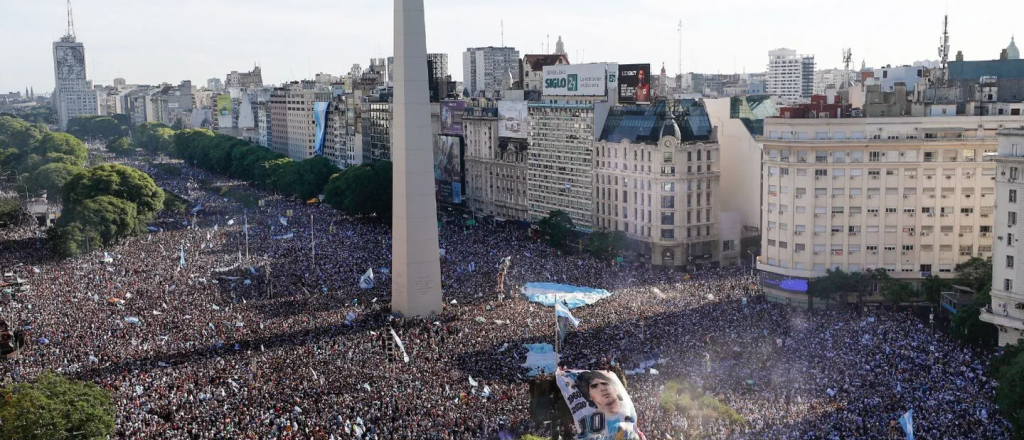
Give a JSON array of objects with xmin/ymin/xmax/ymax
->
[{"xmin": 555, "ymin": 369, "xmax": 645, "ymax": 440}]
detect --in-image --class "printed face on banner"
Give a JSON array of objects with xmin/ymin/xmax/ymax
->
[{"xmin": 555, "ymin": 370, "xmax": 644, "ymax": 440}]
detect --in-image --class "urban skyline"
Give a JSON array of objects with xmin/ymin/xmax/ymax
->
[{"xmin": 1, "ymin": 0, "xmax": 1023, "ymax": 92}]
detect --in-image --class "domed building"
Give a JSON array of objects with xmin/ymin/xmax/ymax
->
[{"xmin": 1008, "ymin": 36, "xmax": 1020, "ymax": 60}]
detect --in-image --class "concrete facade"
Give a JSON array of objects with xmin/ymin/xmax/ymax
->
[
  {"xmin": 52, "ymin": 36, "xmax": 99, "ymax": 130},
  {"xmin": 757, "ymin": 116, "xmax": 1024, "ymax": 304},
  {"xmin": 268, "ymin": 86, "xmax": 330, "ymax": 161},
  {"xmin": 767, "ymin": 48, "xmax": 815, "ymax": 106},
  {"xmin": 463, "ymin": 47, "xmax": 521, "ymax": 98},
  {"xmin": 464, "ymin": 100, "xmax": 530, "ymax": 220},
  {"xmin": 982, "ymin": 128, "xmax": 1024, "ymax": 346},
  {"xmin": 391, "ymin": 0, "xmax": 443, "ymax": 317}
]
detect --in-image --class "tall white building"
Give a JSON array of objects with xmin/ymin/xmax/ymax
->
[
  {"xmin": 758, "ymin": 116, "xmax": 1024, "ymax": 307},
  {"xmin": 767, "ymin": 48, "xmax": 815, "ymax": 106},
  {"xmin": 52, "ymin": 28, "xmax": 98, "ymax": 130},
  {"xmin": 462, "ymin": 46, "xmax": 520, "ymax": 98},
  {"xmin": 983, "ymin": 128, "xmax": 1024, "ymax": 346}
]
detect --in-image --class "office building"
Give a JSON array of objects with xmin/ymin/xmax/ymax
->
[
  {"xmin": 269, "ymin": 83, "xmax": 330, "ymax": 161},
  {"xmin": 521, "ymin": 54, "xmax": 570, "ymax": 93},
  {"xmin": 982, "ymin": 128, "xmax": 1024, "ymax": 346},
  {"xmin": 226, "ymin": 66, "xmax": 263, "ymax": 89},
  {"xmin": 593, "ymin": 99, "xmax": 726, "ymax": 266},
  {"xmin": 52, "ymin": 21, "xmax": 98, "ymax": 130},
  {"xmin": 463, "ymin": 46, "xmax": 521, "ymax": 97},
  {"xmin": 767, "ymin": 48, "xmax": 815, "ymax": 105},
  {"xmin": 758, "ymin": 115, "xmax": 1024, "ymax": 307},
  {"xmin": 324, "ymin": 93, "xmax": 363, "ymax": 168},
  {"xmin": 465, "ymin": 99, "xmax": 530, "ymax": 220}
]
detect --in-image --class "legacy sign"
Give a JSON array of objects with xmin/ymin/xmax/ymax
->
[{"xmin": 543, "ymin": 64, "xmax": 609, "ymax": 97}]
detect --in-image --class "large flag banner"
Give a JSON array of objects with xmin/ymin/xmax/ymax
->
[
  {"xmin": 555, "ymin": 370, "xmax": 645, "ymax": 440},
  {"xmin": 389, "ymin": 328, "xmax": 410, "ymax": 363},
  {"xmin": 359, "ymin": 268, "xmax": 374, "ymax": 289},
  {"xmin": 899, "ymin": 409, "xmax": 914, "ymax": 440}
]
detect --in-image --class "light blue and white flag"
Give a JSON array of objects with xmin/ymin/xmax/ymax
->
[
  {"xmin": 554, "ymin": 301, "xmax": 580, "ymax": 327},
  {"xmin": 359, "ymin": 268, "xmax": 374, "ymax": 290},
  {"xmin": 190, "ymin": 203, "xmax": 203, "ymax": 214},
  {"xmin": 227, "ymin": 218, "xmax": 235, "ymax": 226},
  {"xmin": 279, "ymin": 216, "xmax": 288, "ymax": 226},
  {"xmin": 179, "ymin": 244, "xmax": 186, "ymax": 269},
  {"xmin": 243, "ymin": 217, "xmax": 248, "ymax": 234},
  {"xmin": 899, "ymin": 409, "xmax": 914, "ymax": 440}
]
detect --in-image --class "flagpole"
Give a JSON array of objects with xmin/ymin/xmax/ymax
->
[
  {"xmin": 310, "ymin": 213, "xmax": 315, "ymax": 267},
  {"xmin": 244, "ymin": 215, "xmax": 249, "ymax": 261}
]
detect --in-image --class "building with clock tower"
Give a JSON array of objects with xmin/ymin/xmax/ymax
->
[{"xmin": 52, "ymin": 2, "xmax": 98, "ymax": 130}]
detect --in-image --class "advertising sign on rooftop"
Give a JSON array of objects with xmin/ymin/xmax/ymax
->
[
  {"xmin": 618, "ymin": 64, "xmax": 651, "ymax": 104},
  {"xmin": 542, "ymin": 64, "xmax": 608, "ymax": 97},
  {"xmin": 498, "ymin": 101, "xmax": 528, "ymax": 139}
]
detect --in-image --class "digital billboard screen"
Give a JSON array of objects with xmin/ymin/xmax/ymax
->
[
  {"xmin": 440, "ymin": 100, "xmax": 465, "ymax": 135},
  {"xmin": 433, "ymin": 135, "xmax": 463, "ymax": 203},
  {"xmin": 618, "ymin": 64, "xmax": 651, "ymax": 104}
]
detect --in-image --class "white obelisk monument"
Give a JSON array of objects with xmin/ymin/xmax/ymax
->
[{"xmin": 391, "ymin": 0, "xmax": 443, "ymax": 317}]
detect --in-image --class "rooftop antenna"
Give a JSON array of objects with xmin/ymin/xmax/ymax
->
[
  {"xmin": 842, "ymin": 48, "xmax": 852, "ymax": 90},
  {"xmin": 501, "ymin": 20, "xmax": 504, "ymax": 47},
  {"xmin": 66, "ymin": 0, "xmax": 76, "ymax": 40},
  {"xmin": 678, "ymin": 19, "xmax": 682, "ymax": 76},
  {"xmin": 938, "ymin": 14, "xmax": 950, "ymax": 83}
]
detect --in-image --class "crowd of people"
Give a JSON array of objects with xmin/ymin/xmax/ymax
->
[{"xmin": 0, "ymin": 157, "xmax": 1013, "ymax": 439}]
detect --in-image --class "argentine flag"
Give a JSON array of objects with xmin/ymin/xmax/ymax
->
[
  {"xmin": 554, "ymin": 301, "xmax": 580, "ymax": 327},
  {"xmin": 899, "ymin": 409, "xmax": 914, "ymax": 440}
]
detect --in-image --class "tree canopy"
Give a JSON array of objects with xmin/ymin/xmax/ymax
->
[
  {"xmin": 66, "ymin": 115, "xmax": 127, "ymax": 141},
  {"xmin": 586, "ymin": 229, "xmax": 628, "ymax": 260},
  {"xmin": 323, "ymin": 161, "xmax": 393, "ymax": 220},
  {"xmin": 32, "ymin": 162, "xmax": 81, "ymax": 203},
  {"xmin": 61, "ymin": 163, "xmax": 164, "ymax": 223},
  {"xmin": 105, "ymin": 136, "xmax": 134, "ymax": 156},
  {"xmin": 537, "ymin": 210, "xmax": 575, "ymax": 250},
  {"xmin": 0, "ymin": 371, "xmax": 116, "ymax": 440}
]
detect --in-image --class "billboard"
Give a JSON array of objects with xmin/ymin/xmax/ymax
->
[
  {"xmin": 216, "ymin": 94, "xmax": 232, "ymax": 118},
  {"xmin": 440, "ymin": 100, "xmax": 465, "ymax": 135},
  {"xmin": 618, "ymin": 64, "xmax": 651, "ymax": 104},
  {"xmin": 312, "ymin": 102, "xmax": 329, "ymax": 156},
  {"xmin": 543, "ymin": 64, "xmax": 608, "ymax": 97},
  {"xmin": 498, "ymin": 100, "xmax": 528, "ymax": 139},
  {"xmin": 555, "ymin": 370, "xmax": 645, "ymax": 439},
  {"xmin": 434, "ymin": 135, "xmax": 463, "ymax": 203},
  {"xmin": 216, "ymin": 94, "xmax": 233, "ymax": 128}
]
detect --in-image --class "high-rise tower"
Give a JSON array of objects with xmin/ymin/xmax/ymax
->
[
  {"xmin": 52, "ymin": 0, "xmax": 98, "ymax": 130},
  {"xmin": 391, "ymin": 0, "xmax": 443, "ymax": 317}
]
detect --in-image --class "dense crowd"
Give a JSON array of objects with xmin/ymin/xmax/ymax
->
[{"xmin": 0, "ymin": 158, "xmax": 1012, "ymax": 439}]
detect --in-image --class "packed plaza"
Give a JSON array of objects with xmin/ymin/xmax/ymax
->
[{"xmin": 0, "ymin": 157, "xmax": 1012, "ymax": 439}]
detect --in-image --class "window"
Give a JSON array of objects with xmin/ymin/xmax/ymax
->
[
  {"xmin": 1012, "ymin": 167, "xmax": 1020, "ymax": 180},
  {"xmin": 923, "ymin": 151, "xmax": 934, "ymax": 162},
  {"xmin": 662, "ymin": 182, "xmax": 675, "ymax": 192},
  {"xmin": 1008, "ymin": 256, "xmax": 1015, "ymax": 269},
  {"xmin": 661, "ymin": 229, "xmax": 674, "ymax": 239},
  {"xmin": 1011, "ymin": 211, "xmax": 1018, "ymax": 226},
  {"xmin": 903, "ymin": 245, "xmax": 914, "ymax": 251},
  {"xmin": 815, "ymin": 169, "xmax": 828, "ymax": 176},
  {"xmin": 662, "ymin": 196, "xmax": 675, "ymax": 209},
  {"xmin": 1006, "ymin": 279, "xmax": 1013, "ymax": 291},
  {"xmin": 961, "ymin": 207, "xmax": 974, "ymax": 214},
  {"xmin": 869, "ymin": 151, "xmax": 881, "ymax": 162},
  {"xmin": 665, "ymin": 152, "xmax": 674, "ymax": 163},
  {"xmin": 661, "ymin": 212, "xmax": 675, "ymax": 225},
  {"xmin": 1012, "ymin": 189, "xmax": 1018, "ymax": 203},
  {"xmin": 1009, "ymin": 233, "xmax": 1014, "ymax": 245}
]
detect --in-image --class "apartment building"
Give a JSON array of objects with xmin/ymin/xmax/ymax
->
[
  {"xmin": 268, "ymin": 85, "xmax": 330, "ymax": 161},
  {"xmin": 983, "ymin": 128, "xmax": 1024, "ymax": 345},
  {"xmin": 463, "ymin": 46, "xmax": 521, "ymax": 97},
  {"xmin": 323, "ymin": 93, "xmax": 363, "ymax": 168},
  {"xmin": 464, "ymin": 99, "xmax": 530, "ymax": 220},
  {"xmin": 593, "ymin": 100, "xmax": 724, "ymax": 266},
  {"xmin": 758, "ymin": 116, "xmax": 1024, "ymax": 305},
  {"xmin": 767, "ymin": 48, "xmax": 815, "ymax": 106}
]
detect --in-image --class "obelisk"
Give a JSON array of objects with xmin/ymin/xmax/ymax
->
[{"xmin": 391, "ymin": 0, "xmax": 443, "ymax": 317}]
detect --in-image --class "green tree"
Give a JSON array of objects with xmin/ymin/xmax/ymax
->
[
  {"xmin": 879, "ymin": 279, "xmax": 916, "ymax": 305},
  {"xmin": 46, "ymin": 223, "xmax": 98, "ymax": 258},
  {"xmin": 955, "ymin": 257, "xmax": 993, "ymax": 296},
  {"xmin": 294, "ymin": 156, "xmax": 341, "ymax": 200},
  {"xmin": 105, "ymin": 136, "xmax": 134, "ymax": 156},
  {"xmin": 921, "ymin": 275, "xmax": 952, "ymax": 305},
  {"xmin": 61, "ymin": 164, "xmax": 164, "ymax": 223},
  {"xmin": 61, "ymin": 196, "xmax": 141, "ymax": 245},
  {"xmin": 0, "ymin": 197, "xmax": 25, "ymax": 226},
  {"xmin": 161, "ymin": 189, "xmax": 188, "ymax": 215},
  {"xmin": 33, "ymin": 132, "xmax": 87, "ymax": 168},
  {"xmin": 322, "ymin": 161, "xmax": 393, "ymax": 220},
  {"xmin": 991, "ymin": 344, "xmax": 1024, "ymax": 439},
  {"xmin": 587, "ymin": 229, "xmax": 628, "ymax": 260},
  {"xmin": 537, "ymin": 210, "xmax": 575, "ymax": 250},
  {"xmin": 0, "ymin": 371, "xmax": 116, "ymax": 440},
  {"xmin": 86, "ymin": 116, "xmax": 124, "ymax": 140},
  {"xmin": 32, "ymin": 163, "xmax": 80, "ymax": 203},
  {"xmin": 133, "ymin": 121, "xmax": 171, "ymax": 153}
]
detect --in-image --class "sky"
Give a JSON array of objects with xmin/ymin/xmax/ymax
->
[{"xmin": 1, "ymin": 0, "xmax": 1022, "ymax": 93}]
